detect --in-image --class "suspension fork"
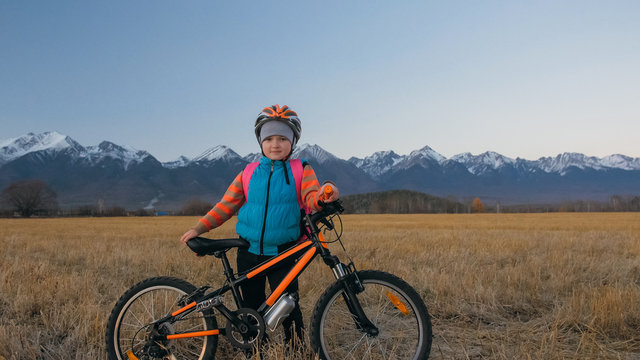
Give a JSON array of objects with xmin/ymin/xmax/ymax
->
[
  {"xmin": 320, "ymin": 243, "xmax": 379, "ymax": 335},
  {"xmin": 306, "ymin": 213, "xmax": 379, "ymax": 335},
  {"xmin": 334, "ymin": 264, "xmax": 379, "ymax": 335}
]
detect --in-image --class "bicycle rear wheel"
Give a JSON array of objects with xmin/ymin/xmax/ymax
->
[
  {"xmin": 310, "ymin": 270, "xmax": 432, "ymax": 360},
  {"xmin": 105, "ymin": 276, "xmax": 217, "ymax": 360}
]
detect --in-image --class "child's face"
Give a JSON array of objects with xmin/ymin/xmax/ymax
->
[{"xmin": 262, "ymin": 136, "xmax": 292, "ymax": 161}]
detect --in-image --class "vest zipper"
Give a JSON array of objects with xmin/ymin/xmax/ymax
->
[
  {"xmin": 259, "ymin": 161, "xmax": 274, "ymax": 255},
  {"xmin": 282, "ymin": 160, "xmax": 290, "ymax": 185}
]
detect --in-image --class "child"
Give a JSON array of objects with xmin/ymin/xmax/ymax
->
[{"xmin": 180, "ymin": 104, "xmax": 339, "ymax": 345}]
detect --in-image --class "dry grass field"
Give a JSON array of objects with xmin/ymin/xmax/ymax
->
[{"xmin": 1, "ymin": 213, "xmax": 639, "ymax": 359}]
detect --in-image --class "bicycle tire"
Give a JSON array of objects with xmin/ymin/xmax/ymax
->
[
  {"xmin": 310, "ymin": 270, "xmax": 432, "ymax": 360},
  {"xmin": 105, "ymin": 276, "xmax": 218, "ymax": 360}
]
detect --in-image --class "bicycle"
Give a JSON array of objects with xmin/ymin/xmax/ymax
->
[{"xmin": 105, "ymin": 197, "xmax": 433, "ymax": 359}]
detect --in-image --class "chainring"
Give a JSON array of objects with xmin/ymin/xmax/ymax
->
[{"xmin": 225, "ymin": 308, "xmax": 266, "ymax": 349}]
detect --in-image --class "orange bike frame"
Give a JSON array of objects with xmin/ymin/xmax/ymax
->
[{"xmin": 162, "ymin": 239, "xmax": 321, "ymax": 340}]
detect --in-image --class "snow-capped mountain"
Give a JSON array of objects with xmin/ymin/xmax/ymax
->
[
  {"xmin": 533, "ymin": 152, "xmax": 640, "ymax": 175},
  {"xmin": 0, "ymin": 131, "xmax": 84, "ymax": 165},
  {"xmin": 160, "ymin": 143, "xmax": 338, "ymax": 168},
  {"xmin": 348, "ymin": 150, "xmax": 403, "ymax": 179},
  {"xmin": 348, "ymin": 146, "xmax": 446, "ymax": 180},
  {"xmin": 600, "ymin": 154, "xmax": 640, "ymax": 171},
  {"xmin": 292, "ymin": 143, "xmax": 339, "ymax": 164},
  {"xmin": 1, "ymin": 131, "xmax": 639, "ymax": 208},
  {"xmin": 191, "ymin": 145, "xmax": 242, "ymax": 163},
  {"xmin": 84, "ymin": 141, "xmax": 154, "ymax": 170},
  {"xmin": 349, "ymin": 146, "xmax": 640, "ymax": 179},
  {"xmin": 395, "ymin": 145, "xmax": 447, "ymax": 169},
  {"xmin": 411, "ymin": 145, "xmax": 447, "ymax": 163},
  {"xmin": 6, "ymin": 132, "xmax": 634, "ymax": 177},
  {"xmin": 535, "ymin": 153, "xmax": 604, "ymax": 174},
  {"xmin": 162, "ymin": 156, "xmax": 191, "ymax": 169},
  {"xmin": 0, "ymin": 132, "xmax": 154, "ymax": 170},
  {"xmin": 243, "ymin": 153, "xmax": 262, "ymax": 163},
  {"xmin": 239, "ymin": 144, "xmax": 342, "ymax": 165},
  {"xmin": 450, "ymin": 151, "xmax": 517, "ymax": 175}
]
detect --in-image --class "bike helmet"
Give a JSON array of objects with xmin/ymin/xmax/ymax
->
[{"xmin": 254, "ymin": 104, "xmax": 302, "ymax": 148}]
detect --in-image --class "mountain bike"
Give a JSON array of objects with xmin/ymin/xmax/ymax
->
[{"xmin": 105, "ymin": 197, "xmax": 432, "ymax": 359}]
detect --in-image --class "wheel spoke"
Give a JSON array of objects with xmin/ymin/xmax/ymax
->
[
  {"xmin": 140, "ymin": 294, "xmax": 155, "ymax": 321},
  {"xmin": 345, "ymin": 333, "xmax": 368, "ymax": 358},
  {"xmin": 151, "ymin": 291, "xmax": 155, "ymax": 320},
  {"xmin": 108, "ymin": 279, "xmax": 218, "ymax": 360},
  {"xmin": 312, "ymin": 272, "xmax": 431, "ymax": 360},
  {"xmin": 127, "ymin": 306, "xmax": 147, "ymax": 328}
]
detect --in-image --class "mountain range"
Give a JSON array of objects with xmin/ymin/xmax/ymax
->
[{"xmin": 1, "ymin": 131, "xmax": 639, "ymax": 210}]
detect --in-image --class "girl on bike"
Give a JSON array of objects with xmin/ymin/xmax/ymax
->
[{"xmin": 180, "ymin": 104, "xmax": 339, "ymax": 346}]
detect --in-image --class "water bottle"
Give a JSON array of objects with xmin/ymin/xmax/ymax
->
[{"xmin": 264, "ymin": 293, "xmax": 296, "ymax": 332}]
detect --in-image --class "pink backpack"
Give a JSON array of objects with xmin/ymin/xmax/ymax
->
[{"xmin": 241, "ymin": 159, "xmax": 309, "ymax": 213}]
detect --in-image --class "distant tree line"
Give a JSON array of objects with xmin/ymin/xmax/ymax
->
[
  {"xmin": 1, "ymin": 179, "xmax": 639, "ymax": 217},
  {"xmin": 340, "ymin": 190, "xmax": 467, "ymax": 214},
  {"xmin": 0, "ymin": 179, "xmax": 158, "ymax": 217},
  {"xmin": 66, "ymin": 205, "xmax": 154, "ymax": 217},
  {"xmin": 510, "ymin": 195, "xmax": 640, "ymax": 213}
]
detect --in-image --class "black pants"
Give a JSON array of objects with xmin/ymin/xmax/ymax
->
[{"xmin": 236, "ymin": 242, "xmax": 304, "ymax": 342}]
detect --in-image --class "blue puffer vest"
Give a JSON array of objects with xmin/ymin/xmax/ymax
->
[{"xmin": 237, "ymin": 156, "xmax": 301, "ymax": 255}]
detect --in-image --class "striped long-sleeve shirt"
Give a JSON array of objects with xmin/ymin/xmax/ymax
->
[{"xmin": 193, "ymin": 162, "xmax": 325, "ymax": 235}]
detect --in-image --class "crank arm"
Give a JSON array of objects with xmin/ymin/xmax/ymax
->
[{"xmin": 214, "ymin": 303, "xmax": 247, "ymax": 330}]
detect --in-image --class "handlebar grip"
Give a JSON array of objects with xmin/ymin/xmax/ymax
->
[
  {"xmin": 321, "ymin": 184, "xmax": 333, "ymax": 200},
  {"xmin": 317, "ymin": 184, "xmax": 336, "ymax": 207}
]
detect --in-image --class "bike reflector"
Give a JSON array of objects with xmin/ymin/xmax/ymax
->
[
  {"xmin": 125, "ymin": 350, "xmax": 139, "ymax": 360},
  {"xmin": 386, "ymin": 291, "xmax": 409, "ymax": 315}
]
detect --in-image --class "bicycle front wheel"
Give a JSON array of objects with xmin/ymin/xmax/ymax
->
[
  {"xmin": 105, "ymin": 276, "xmax": 217, "ymax": 360},
  {"xmin": 310, "ymin": 270, "xmax": 432, "ymax": 360}
]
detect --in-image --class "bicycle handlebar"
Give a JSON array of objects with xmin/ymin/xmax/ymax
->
[{"xmin": 310, "ymin": 199, "xmax": 344, "ymax": 224}]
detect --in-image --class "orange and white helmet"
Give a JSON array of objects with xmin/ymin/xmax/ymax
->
[{"xmin": 254, "ymin": 104, "xmax": 302, "ymax": 148}]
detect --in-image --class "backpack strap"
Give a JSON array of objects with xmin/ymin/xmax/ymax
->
[
  {"xmin": 241, "ymin": 162, "xmax": 259, "ymax": 201},
  {"xmin": 290, "ymin": 159, "xmax": 306, "ymax": 212}
]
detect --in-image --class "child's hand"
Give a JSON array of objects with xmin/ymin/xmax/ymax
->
[
  {"xmin": 180, "ymin": 229, "xmax": 199, "ymax": 244},
  {"xmin": 321, "ymin": 183, "xmax": 339, "ymax": 203}
]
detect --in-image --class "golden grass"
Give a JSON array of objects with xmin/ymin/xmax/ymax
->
[{"xmin": 1, "ymin": 213, "xmax": 639, "ymax": 359}]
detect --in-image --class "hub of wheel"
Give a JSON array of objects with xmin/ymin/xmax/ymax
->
[{"xmin": 366, "ymin": 327, "xmax": 379, "ymax": 337}]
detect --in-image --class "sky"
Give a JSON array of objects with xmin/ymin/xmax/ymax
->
[{"xmin": 1, "ymin": 1, "xmax": 639, "ymax": 162}]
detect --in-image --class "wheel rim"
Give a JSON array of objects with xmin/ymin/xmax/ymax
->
[
  {"xmin": 113, "ymin": 285, "xmax": 209, "ymax": 360},
  {"xmin": 319, "ymin": 280, "xmax": 424, "ymax": 360}
]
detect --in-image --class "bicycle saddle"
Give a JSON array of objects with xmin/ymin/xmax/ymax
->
[{"xmin": 186, "ymin": 237, "xmax": 249, "ymax": 256}]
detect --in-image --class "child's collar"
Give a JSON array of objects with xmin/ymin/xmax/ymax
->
[{"xmin": 259, "ymin": 156, "xmax": 288, "ymax": 166}]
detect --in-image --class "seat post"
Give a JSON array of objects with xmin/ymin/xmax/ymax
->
[
  {"xmin": 215, "ymin": 250, "xmax": 243, "ymax": 308},
  {"xmin": 215, "ymin": 250, "xmax": 235, "ymax": 281}
]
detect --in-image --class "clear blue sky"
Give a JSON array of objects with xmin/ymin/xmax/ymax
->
[{"xmin": 1, "ymin": 1, "xmax": 639, "ymax": 161}]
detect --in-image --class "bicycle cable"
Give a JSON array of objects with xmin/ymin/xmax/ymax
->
[
  {"xmin": 318, "ymin": 213, "xmax": 342, "ymax": 244},
  {"xmin": 318, "ymin": 213, "xmax": 356, "ymax": 266}
]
